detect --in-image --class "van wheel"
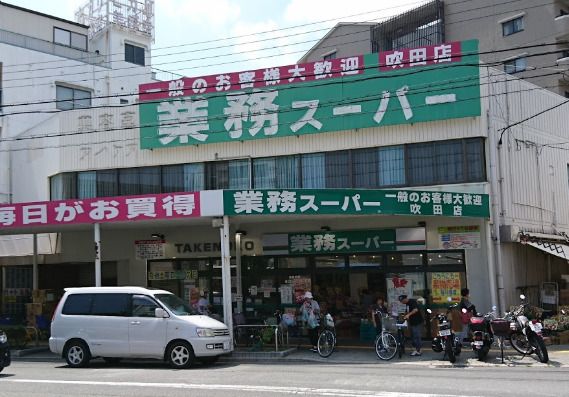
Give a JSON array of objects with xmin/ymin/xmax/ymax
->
[
  {"xmin": 103, "ymin": 357, "xmax": 122, "ymax": 365},
  {"xmin": 167, "ymin": 341, "xmax": 194, "ymax": 369},
  {"xmin": 65, "ymin": 340, "xmax": 90, "ymax": 368}
]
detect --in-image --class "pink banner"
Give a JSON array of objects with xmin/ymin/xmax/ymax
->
[
  {"xmin": 379, "ymin": 41, "xmax": 462, "ymax": 71},
  {"xmin": 138, "ymin": 55, "xmax": 364, "ymax": 102},
  {"xmin": 0, "ymin": 192, "xmax": 201, "ymax": 229}
]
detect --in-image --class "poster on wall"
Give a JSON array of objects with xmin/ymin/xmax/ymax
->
[
  {"xmin": 431, "ymin": 272, "xmax": 461, "ymax": 304},
  {"xmin": 135, "ymin": 239, "xmax": 166, "ymax": 260},
  {"xmin": 438, "ymin": 226, "xmax": 481, "ymax": 249},
  {"xmin": 279, "ymin": 285, "xmax": 293, "ymax": 305},
  {"xmin": 386, "ymin": 273, "xmax": 423, "ymax": 314},
  {"xmin": 284, "ymin": 275, "xmax": 312, "ymax": 303}
]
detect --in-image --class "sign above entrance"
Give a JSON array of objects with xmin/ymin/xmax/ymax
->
[
  {"xmin": 138, "ymin": 40, "xmax": 480, "ymax": 148},
  {"xmin": 0, "ymin": 192, "xmax": 201, "ymax": 230},
  {"xmin": 224, "ymin": 189, "xmax": 490, "ymax": 218}
]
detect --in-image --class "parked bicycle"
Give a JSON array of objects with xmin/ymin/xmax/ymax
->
[
  {"xmin": 374, "ymin": 314, "xmax": 399, "ymax": 360},
  {"xmin": 316, "ymin": 313, "xmax": 336, "ymax": 358}
]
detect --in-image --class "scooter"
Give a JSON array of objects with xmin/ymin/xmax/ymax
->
[
  {"xmin": 467, "ymin": 307, "xmax": 495, "ymax": 361},
  {"xmin": 427, "ymin": 298, "xmax": 462, "ymax": 364},
  {"xmin": 508, "ymin": 294, "xmax": 549, "ymax": 363}
]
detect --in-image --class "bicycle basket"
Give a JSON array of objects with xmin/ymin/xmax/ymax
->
[{"xmin": 382, "ymin": 316, "xmax": 397, "ymax": 332}]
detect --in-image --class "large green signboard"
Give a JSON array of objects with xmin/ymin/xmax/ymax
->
[
  {"xmin": 138, "ymin": 40, "xmax": 480, "ymax": 148},
  {"xmin": 223, "ymin": 189, "xmax": 490, "ymax": 218}
]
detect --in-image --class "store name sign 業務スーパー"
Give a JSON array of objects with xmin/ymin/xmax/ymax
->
[
  {"xmin": 224, "ymin": 189, "xmax": 490, "ymax": 218},
  {"xmin": 138, "ymin": 40, "xmax": 480, "ymax": 148},
  {"xmin": 0, "ymin": 192, "xmax": 200, "ymax": 229}
]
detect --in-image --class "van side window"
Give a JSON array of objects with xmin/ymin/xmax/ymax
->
[
  {"xmin": 62, "ymin": 294, "xmax": 94, "ymax": 315},
  {"xmin": 91, "ymin": 293, "xmax": 130, "ymax": 316},
  {"xmin": 132, "ymin": 295, "xmax": 159, "ymax": 318}
]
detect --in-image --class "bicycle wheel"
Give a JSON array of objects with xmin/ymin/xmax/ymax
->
[
  {"xmin": 375, "ymin": 332, "xmax": 397, "ymax": 360},
  {"xmin": 317, "ymin": 329, "xmax": 335, "ymax": 358}
]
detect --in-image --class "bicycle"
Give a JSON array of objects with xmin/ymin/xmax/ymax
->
[
  {"xmin": 374, "ymin": 314, "xmax": 398, "ymax": 360},
  {"xmin": 395, "ymin": 316, "xmax": 408, "ymax": 358},
  {"xmin": 317, "ymin": 313, "xmax": 336, "ymax": 358}
]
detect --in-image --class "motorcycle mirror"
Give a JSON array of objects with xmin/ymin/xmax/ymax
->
[
  {"xmin": 461, "ymin": 308, "xmax": 467, "ymax": 313},
  {"xmin": 427, "ymin": 308, "xmax": 432, "ymax": 314},
  {"xmin": 520, "ymin": 294, "xmax": 526, "ymax": 300},
  {"xmin": 492, "ymin": 306, "xmax": 497, "ymax": 311}
]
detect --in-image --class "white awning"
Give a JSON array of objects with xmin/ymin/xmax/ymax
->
[
  {"xmin": 0, "ymin": 233, "xmax": 59, "ymax": 257},
  {"xmin": 524, "ymin": 241, "xmax": 569, "ymax": 260}
]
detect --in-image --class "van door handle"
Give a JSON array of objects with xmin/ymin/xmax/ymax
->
[{"xmin": 130, "ymin": 321, "xmax": 141, "ymax": 325}]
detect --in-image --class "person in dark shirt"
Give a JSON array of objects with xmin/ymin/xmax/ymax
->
[
  {"xmin": 399, "ymin": 295, "xmax": 424, "ymax": 356},
  {"xmin": 370, "ymin": 296, "xmax": 388, "ymax": 335}
]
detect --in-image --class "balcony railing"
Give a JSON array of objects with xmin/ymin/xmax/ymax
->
[{"xmin": 0, "ymin": 28, "xmax": 109, "ymax": 68}]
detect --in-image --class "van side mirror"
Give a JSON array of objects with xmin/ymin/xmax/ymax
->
[{"xmin": 155, "ymin": 308, "xmax": 168, "ymax": 318}]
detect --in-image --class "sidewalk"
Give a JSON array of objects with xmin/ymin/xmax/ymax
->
[{"xmin": 11, "ymin": 343, "xmax": 569, "ymax": 368}]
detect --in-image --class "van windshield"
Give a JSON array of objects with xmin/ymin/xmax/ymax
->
[{"xmin": 155, "ymin": 294, "xmax": 196, "ymax": 316}]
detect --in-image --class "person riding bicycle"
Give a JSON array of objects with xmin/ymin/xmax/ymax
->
[{"xmin": 299, "ymin": 291, "xmax": 320, "ymax": 352}]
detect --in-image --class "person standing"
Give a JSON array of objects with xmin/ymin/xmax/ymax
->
[
  {"xmin": 399, "ymin": 295, "xmax": 424, "ymax": 356},
  {"xmin": 299, "ymin": 291, "xmax": 320, "ymax": 352},
  {"xmin": 371, "ymin": 296, "xmax": 388, "ymax": 335},
  {"xmin": 459, "ymin": 288, "xmax": 476, "ymax": 343}
]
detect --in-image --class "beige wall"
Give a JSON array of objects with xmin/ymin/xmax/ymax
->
[{"xmin": 299, "ymin": 24, "xmax": 373, "ymax": 63}]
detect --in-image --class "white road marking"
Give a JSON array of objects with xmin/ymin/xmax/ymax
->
[{"xmin": 3, "ymin": 379, "xmax": 479, "ymax": 397}]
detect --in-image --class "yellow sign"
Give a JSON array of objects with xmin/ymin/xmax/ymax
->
[{"xmin": 431, "ymin": 272, "xmax": 461, "ymax": 303}]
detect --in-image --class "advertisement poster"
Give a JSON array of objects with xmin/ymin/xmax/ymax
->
[
  {"xmin": 438, "ymin": 226, "xmax": 481, "ymax": 249},
  {"xmin": 386, "ymin": 273, "xmax": 422, "ymax": 314},
  {"xmin": 285, "ymin": 275, "xmax": 312, "ymax": 303},
  {"xmin": 279, "ymin": 285, "xmax": 293, "ymax": 305},
  {"xmin": 431, "ymin": 272, "xmax": 461, "ymax": 303}
]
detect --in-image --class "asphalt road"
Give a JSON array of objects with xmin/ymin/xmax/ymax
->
[{"xmin": 1, "ymin": 356, "xmax": 568, "ymax": 397}]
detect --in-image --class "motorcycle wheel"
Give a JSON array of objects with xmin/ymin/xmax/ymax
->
[
  {"xmin": 509, "ymin": 331, "xmax": 532, "ymax": 355},
  {"xmin": 529, "ymin": 334, "xmax": 549, "ymax": 364},
  {"xmin": 445, "ymin": 337, "xmax": 456, "ymax": 364},
  {"xmin": 474, "ymin": 349, "xmax": 481, "ymax": 360}
]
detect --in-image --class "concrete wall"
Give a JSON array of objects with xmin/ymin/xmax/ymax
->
[{"xmin": 299, "ymin": 23, "xmax": 373, "ymax": 63}]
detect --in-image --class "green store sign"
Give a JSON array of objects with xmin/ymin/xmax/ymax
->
[
  {"xmin": 223, "ymin": 189, "xmax": 490, "ymax": 218},
  {"xmin": 138, "ymin": 40, "xmax": 480, "ymax": 148},
  {"xmin": 288, "ymin": 229, "xmax": 397, "ymax": 254}
]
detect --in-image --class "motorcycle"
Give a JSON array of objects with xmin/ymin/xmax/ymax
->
[
  {"xmin": 507, "ymin": 294, "xmax": 549, "ymax": 363},
  {"xmin": 427, "ymin": 299, "xmax": 462, "ymax": 364},
  {"xmin": 468, "ymin": 307, "xmax": 495, "ymax": 361}
]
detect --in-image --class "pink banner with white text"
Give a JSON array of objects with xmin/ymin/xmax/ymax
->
[{"xmin": 0, "ymin": 192, "xmax": 201, "ymax": 229}]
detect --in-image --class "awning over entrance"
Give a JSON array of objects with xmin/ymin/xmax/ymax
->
[{"xmin": 524, "ymin": 241, "xmax": 569, "ymax": 260}]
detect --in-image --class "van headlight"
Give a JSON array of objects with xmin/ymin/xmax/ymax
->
[
  {"xmin": 0, "ymin": 332, "xmax": 7, "ymax": 344},
  {"xmin": 196, "ymin": 328, "xmax": 215, "ymax": 337}
]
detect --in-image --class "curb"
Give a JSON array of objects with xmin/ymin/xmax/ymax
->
[{"xmin": 11, "ymin": 346, "xmax": 50, "ymax": 357}]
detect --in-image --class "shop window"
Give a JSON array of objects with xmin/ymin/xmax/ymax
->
[
  {"xmin": 56, "ymin": 85, "xmax": 91, "ymax": 110},
  {"xmin": 378, "ymin": 146, "xmax": 405, "ymax": 186},
  {"xmin": 352, "ymin": 148, "xmax": 378, "ymax": 188},
  {"xmin": 387, "ymin": 253, "xmax": 424, "ymax": 267},
  {"xmin": 132, "ymin": 295, "xmax": 159, "ymax": 317},
  {"xmin": 427, "ymin": 252, "xmax": 464, "ymax": 265},
  {"xmin": 278, "ymin": 257, "xmax": 308, "ymax": 269},
  {"xmin": 325, "ymin": 151, "xmax": 350, "ymax": 188},
  {"xmin": 504, "ymin": 57, "xmax": 527, "ymax": 74},
  {"xmin": 125, "ymin": 43, "xmax": 145, "ymax": 66},
  {"xmin": 502, "ymin": 16, "xmax": 524, "ymax": 36},
  {"xmin": 301, "ymin": 153, "xmax": 325, "ymax": 188},
  {"xmin": 50, "ymin": 172, "xmax": 77, "ymax": 200},
  {"xmin": 54, "ymin": 27, "xmax": 87, "ymax": 50},
  {"xmin": 96, "ymin": 169, "xmax": 118, "ymax": 197},
  {"xmin": 78, "ymin": 171, "xmax": 96, "ymax": 199},
  {"xmin": 229, "ymin": 160, "xmax": 250, "ymax": 189},
  {"xmin": 62, "ymin": 294, "xmax": 93, "ymax": 315},
  {"xmin": 426, "ymin": 272, "xmax": 466, "ymax": 309},
  {"xmin": 386, "ymin": 272, "xmax": 427, "ymax": 309},
  {"xmin": 91, "ymin": 293, "xmax": 130, "ymax": 316},
  {"xmin": 349, "ymin": 254, "xmax": 382, "ymax": 267},
  {"xmin": 315, "ymin": 255, "xmax": 346, "ymax": 268}
]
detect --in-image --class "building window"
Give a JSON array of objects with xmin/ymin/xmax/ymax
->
[
  {"xmin": 253, "ymin": 158, "xmax": 276, "ymax": 189},
  {"xmin": 301, "ymin": 153, "xmax": 325, "ymax": 188},
  {"xmin": 352, "ymin": 148, "xmax": 378, "ymax": 188},
  {"xmin": 78, "ymin": 171, "xmax": 96, "ymax": 199},
  {"xmin": 465, "ymin": 138, "xmax": 486, "ymax": 181},
  {"xmin": 504, "ymin": 57, "xmax": 527, "ymax": 74},
  {"xmin": 323, "ymin": 51, "xmax": 337, "ymax": 61},
  {"xmin": 206, "ymin": 162, "xmax": 229, "ymax": 190},
  {"xmin": 53, "ymin": 27, "xmax": 87, "ymax": 50},
  {"xmin": 502, "ymin": 16, "xmax": 524, "ymax": 36},
  {"xmin": 436, "ymin": 140, "xmax": 464, "ymax": 183},
  {"xmin": 125, "ymin": 43, "xmax": 145, "ymax": 66},
  {"xmin": 50, "ymin": 173, "xmax": 76, "ymax": 200},
  {"xmin": 228, "ymin": 160, "xmax": 250, "ymax": 189},
  {"xmin": 96, "ymin": 169, "xmax": 118, "ymax": 197},
  {"xmin": 565, "ymin": 91, "xmax": 569, "ymax": 99},
  {"xmin": 325, "ymin": 151, "xmax": 350, "ymax": 188},
  {"xmin": 407, "ymin": 143, "xmax": 436, "ymax": 185},
  {"xmin": 378, "ymin": 146, "xmax": 405, "ymax": 186},
  {"xmin": 56, "ymin": 85, "xmax": 91, "ymax": 110}
]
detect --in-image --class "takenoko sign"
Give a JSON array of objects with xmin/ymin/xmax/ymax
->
[{"xmin": 138, "ymin": 40, "xmax": 481, "ymax": 148}]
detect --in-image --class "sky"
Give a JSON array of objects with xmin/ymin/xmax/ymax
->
[{"xmin": 5, "ymin": 0, "xmax": 424, "ymax": 79}]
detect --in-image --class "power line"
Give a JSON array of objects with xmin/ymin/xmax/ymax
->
[
  {"xmin": 3, "ymin": 67, "xmax": 565, "ymax": 148},
  {"xmin": 0, "ymin": 0, "xmax": 556, "ymax": 89},
  {"xmin": 1, "ymin": 42, "xmax": 567, "ymax": 111}
]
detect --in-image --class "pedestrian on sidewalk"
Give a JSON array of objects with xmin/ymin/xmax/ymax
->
[
  {"xmin": 300, "ymin": 291, "xmax": 320, "ymax": 352},
  {"xmin": 371, "ymin": 296, "xmax": 388, "ymax": 335},
  {"xmin": 399, "ymin": 295, "xmax": 424, "ymax": 356},
  {"xmin": 459, "ymin": 288, "xmax": 476, "ymax": 343}
]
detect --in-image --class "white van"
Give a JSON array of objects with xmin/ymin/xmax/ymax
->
[{"xmin": 49, "ymin": 287, "xmax": 232, "ymax": 368}]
